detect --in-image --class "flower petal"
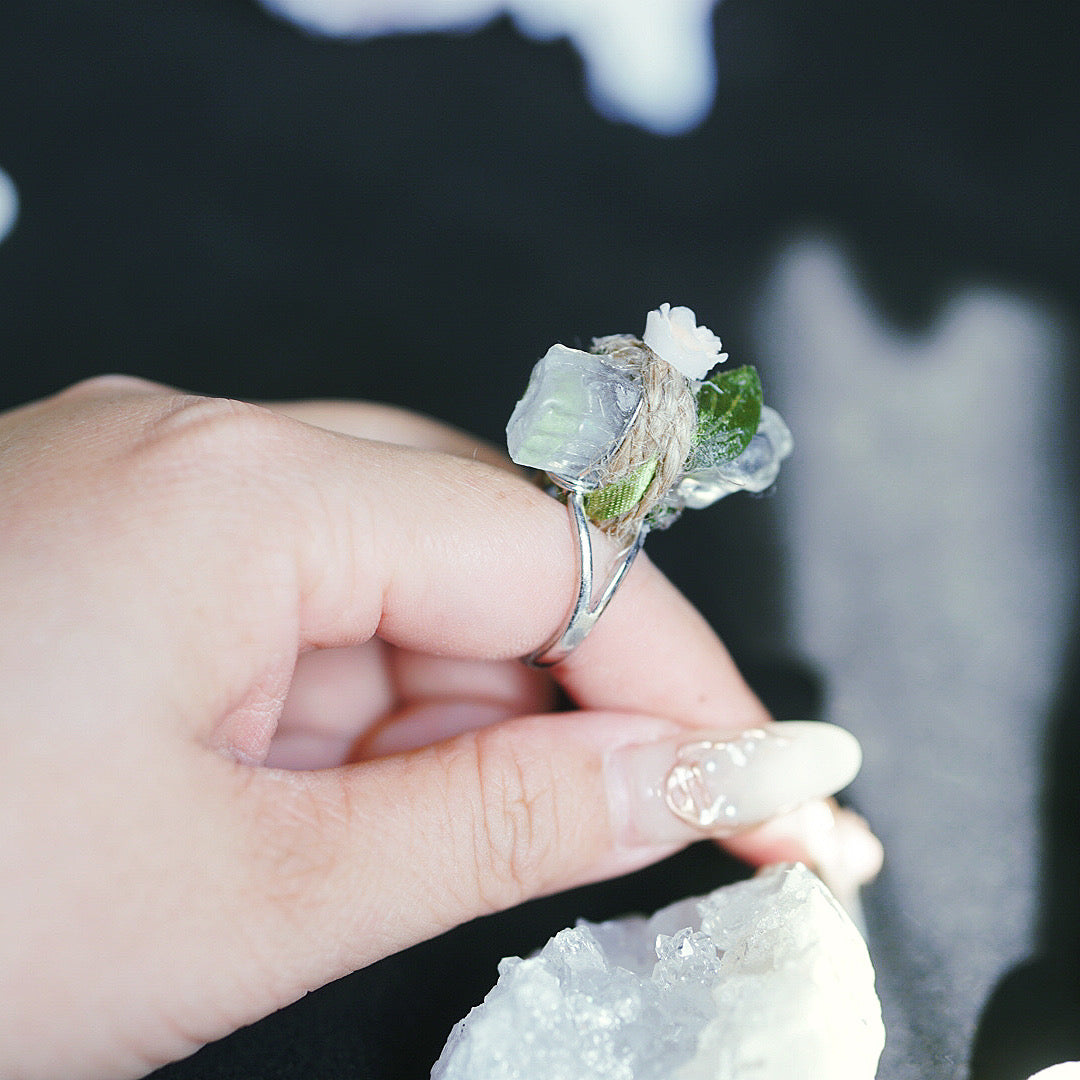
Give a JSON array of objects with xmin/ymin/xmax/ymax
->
[{"xmin": 643, "ymin": 303, "xmax": 727, "ymax": 380}]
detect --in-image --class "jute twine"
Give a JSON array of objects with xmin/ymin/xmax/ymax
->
[{"xmin": 589, "ymin": 334, "xmax": 698, "ymax": 548}]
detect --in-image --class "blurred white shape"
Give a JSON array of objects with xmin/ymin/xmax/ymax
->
[
  {"xmin": 756, "ymin": 234, "xmax": 1078, "ymax": 1067},
  {"xmin": 0, "ymin": 167, "xmax": 17, "ymax": 244},
  {"xmin": 257, "ymin": 0, "xmax": 721, "ymax": 134},
  {"xmin": 510, "ymin": 0, "xmax": 718, "ymax": 134},
  {"xmin": 259, "ymin": 0, "xmax": 496, "ymax": 34}
]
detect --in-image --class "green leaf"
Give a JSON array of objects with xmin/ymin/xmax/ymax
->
[
  {"xmin": 688, "ymin": 365, "xmax": 763, "ymax": 469},
  {"xmin": 584, "ymin": 459, "xmax": 658, "ymax": 521}
]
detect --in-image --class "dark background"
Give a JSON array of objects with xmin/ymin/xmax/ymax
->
[{"xmin": 2, "ymin": 1, "xmax": 1079, "ymax": 1076}]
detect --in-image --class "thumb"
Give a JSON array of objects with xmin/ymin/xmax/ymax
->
[{"xmin": 236, "ymin": 713, "xmax": 863, "ymax": 992}]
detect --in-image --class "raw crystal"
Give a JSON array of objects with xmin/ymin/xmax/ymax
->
[
  {"xmin": 506, "ymin": 344, "xmax": 642, "ymax": 487},
  {"xmin": 671, "ymin": 406, "xmax": 793, "ymax": 511},
  {"xmin": 430, "ymin": 864, "xmax": 884, "ymax": 1080}
]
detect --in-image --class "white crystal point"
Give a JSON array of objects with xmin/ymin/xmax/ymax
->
[
  {"xmin": 506, "ymin": 343, "xmax": 642, "ymax": 486},
  {"xmin": 430, "ymin": 863, "xmax": 884, "ymax": 1080},
  {"xmin": 1027, "ymin": 1068, "xmax": 1080, "ymax": 1080},
  {"xmin": 643, "ymin": 303, "xmax": 728, "ymax": 380},
  {"xmin": 674, "ymin": 405, "xmax": 794, "ymax": 511}
]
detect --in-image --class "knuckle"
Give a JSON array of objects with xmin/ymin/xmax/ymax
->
[
  {"xmin": 246, "ymin": 775, "xmax": 353, "ymax": 929},
  {"xmin": 464, "ymin": 729, "xmax": 560, "ymax": 912},
  {"xmin": 59, "ymin": 373, "xmax": 164, "ymax": 400},
  {"xmin": 133, "ymin": 394, "xmax": 279, "ymax": 471},
  {"xmin": 122, "ymin": 395, "xmax": 300, "ymax": 519}
]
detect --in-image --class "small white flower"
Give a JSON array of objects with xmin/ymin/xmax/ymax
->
[{"xmin": 643, "ymin": 303, "xmax": 727, "ymax": 380}]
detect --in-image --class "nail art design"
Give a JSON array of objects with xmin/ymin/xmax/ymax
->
[
  {"xmin": 609, "ymin": 721, "xmax": 863, "ymax": 847},
  {"xmin": 664, "ymin": 729, "xmax": 783, "ymax": 829}
]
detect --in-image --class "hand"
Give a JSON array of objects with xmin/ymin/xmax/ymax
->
[{"xmin": 0, "ymin": 377, "xmax": 879, "ymax": 1079}]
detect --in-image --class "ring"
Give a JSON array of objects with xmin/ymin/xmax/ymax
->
[
  {"xmin": 525, "ymin": 490, "xmax": 648, "ymax": 667},
  {"xmin": 507, "ymin": 305, "xmax": 792, "ymax": 666}
]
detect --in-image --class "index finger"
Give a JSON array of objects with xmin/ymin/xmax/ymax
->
[
  {"xmin": 281, "ymin": 425, "xmax": 770, "ymax": 735},
  {"xmin": 262, "ymin": 398, "xmax": 769, "ymax": 733}
]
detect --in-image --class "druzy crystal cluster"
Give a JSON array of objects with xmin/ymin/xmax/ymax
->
[{"xmin": 431, "ymin": 864, "xmax": 885, "ymax": 1080}]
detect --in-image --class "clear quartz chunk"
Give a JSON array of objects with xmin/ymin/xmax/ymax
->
[
  {"xmin": 430, "ymin": 864, "xmax": 885, "ymax": 1080},
  {"xmin": 506, "ymin": 344, "xmax": 642, "ymax": 487},
  {"xmin": 672, "ymin": 405, "xmax": 794, "ymax": 511}
]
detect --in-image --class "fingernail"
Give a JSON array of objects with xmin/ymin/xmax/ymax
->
[{"xmin": 608, "ymin": 722, "xmax": 862, "ymax": 847}]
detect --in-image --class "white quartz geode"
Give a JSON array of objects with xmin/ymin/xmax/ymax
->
[{"xmin": 431, "ymin": 863, "xmax": 885, "ymax": 1079}]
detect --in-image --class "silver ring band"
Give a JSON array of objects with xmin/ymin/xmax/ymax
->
[{"xmin": 526, "ymin": 490, "xmax": 648, "ymax": 667}]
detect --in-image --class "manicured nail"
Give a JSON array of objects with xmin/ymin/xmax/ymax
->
[{"xmin": 608, "ymin": 722, "xmax": 862, "ymax": 846}]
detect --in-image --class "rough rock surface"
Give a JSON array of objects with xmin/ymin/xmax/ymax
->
[{"xmin": 431, "ymin": 863, "xmax": 885, "ymax": 1079}]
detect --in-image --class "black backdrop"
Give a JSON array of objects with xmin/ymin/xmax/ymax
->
[{"xmin": 2, "ymin": 2, "xmax": 1079, "ymax": 1077}]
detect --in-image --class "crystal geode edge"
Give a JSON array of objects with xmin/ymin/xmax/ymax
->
[{"xmin": 431, "ymin": 863, "xmax": 886, "ymax": 1080}]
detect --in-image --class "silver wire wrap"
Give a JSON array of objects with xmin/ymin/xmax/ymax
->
[{"xmin": 526, "ymin": 489, "xmax": 648, "ymax": 667}]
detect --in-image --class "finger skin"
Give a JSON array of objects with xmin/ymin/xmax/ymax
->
[
  {"xmin": 276, "ymin": 419, "xmax": 770, "ymax": 729},
  {"xmin": 261, "ymin": 399, "xmax": 768, "ymax": 727},
  {"xmin": 262, "ymin": 399, "xmax": 763, "ymax": 748},
  {"xmin": 0, "ymin": 380, "xmax": 818, "ymax": 1079},
  {"xmin": 270, "ymin": 641, "xmax": 555, "ymax": 768},
  {"xmin": 265, "ymin": 398, "xmax": 512, "ymax": 469},
  {"xmin": 265, "ymin": 398, "xmax": 770, "ymax": 728}
]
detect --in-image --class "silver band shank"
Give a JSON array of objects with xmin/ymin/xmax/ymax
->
[{"xmin": 526, "ymin": 489, "xmax": 648, "ymax": 667}]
